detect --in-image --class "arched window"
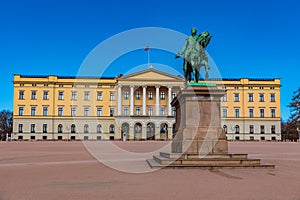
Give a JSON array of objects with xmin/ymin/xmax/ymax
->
[
  {"xmin": 160, "ymin": 123, "xmax": 168, "ymax": 140},
  {"xmin": 121, "ymin": 123, "xmax": 129, "ymax": 133},
  {"xmin": 109, "ymin": 124, "xmax": 115, "ymax": 133},
  {"xmin": 97, "ymin": 124, "xmax": 102, "ymax": 133},
  {"xmin": 160, "ymin": 123, "xmax": 168, "ymax": 133},
  {"xmin": 235, "ymin": 125, "xmax": 240, "ymax": 134},
  {"xmin": 223, "ymin": 125, "xmax": 227, "ymax": 133},
  {"xmin": 71, "ymin": 124, "xmax": 76, "ymax": 133},
  {"xmin": 84, "ymin": 124, "xmax": 89, "ymax": 133},
  {"xmin": 135, "ymin": 123, "xmax": 142, "ymax": 133},
  {"xmin": 58, "ymin": 124, "xmax": 63, "ymax": 133},
  {"xmin": 146, "ymin": 123, "xmax": 155, "ymax": 140}
]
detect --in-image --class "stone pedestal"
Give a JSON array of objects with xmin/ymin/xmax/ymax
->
[
  {"xmin": 147, "ymin": 86, "xmax": 275, "ymax": 169},
  {"xmin": 171, "ymin": 86, "xmax": 228, "ymax": 155}
]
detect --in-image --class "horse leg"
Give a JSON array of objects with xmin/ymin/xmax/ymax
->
[{"xmin": 205, "ymin": 65, "xmax": 209, "ymax": 79}]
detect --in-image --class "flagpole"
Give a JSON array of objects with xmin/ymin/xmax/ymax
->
[{"xmin": 148, "ymin": 47, "xmax": 150, "ymax": 67}]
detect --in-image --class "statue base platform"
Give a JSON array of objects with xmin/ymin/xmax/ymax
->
[{"xmin": 147, "ymin": 85, "xmax": 274, "ymax": 169}]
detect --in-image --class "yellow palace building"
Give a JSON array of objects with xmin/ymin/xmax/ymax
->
[{"xmin": 12, "ymin": 68, "xmax": 281, "ymax": 141}]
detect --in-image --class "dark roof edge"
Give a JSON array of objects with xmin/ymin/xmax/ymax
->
[
  {"xmin": 18, "ymin": 75, "xmax": 280, "ymax": 81},
  {"xmin": 19, "ymin": 75, "xmax": 115, "ymax": 79}
]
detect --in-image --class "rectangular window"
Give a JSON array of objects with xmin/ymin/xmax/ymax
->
[
  {"xmin": 172, "ymin": 92, "xmax": 177, "ymax": 99},
  {"xmin": 43, "ymin": 106, "xmax": 48, "ymax": 116},
  {"xmin": 259, "ymin": 93, "xmax": 264, "ymax": 102},
  {"xmin": 270, "ymin": 93, "xmax": 275, "ymax": 102},
  {"xmin": 249, "ymin": 125, "xmax": 254, "ymax": 134},
  {"xmin": 260, "ymin": 108, "xmax": 265, "ymax": 118},
  {"xmin": 136, "ymin": 107, "xmax": 141, "ymax": 116},
  {"xmin": 260, "ymin": 125, "xmax": 265, "ymax": 134},
  {"xmin": 160, "ymin": 107, "xmax": 166, "ymax": 116},
  {"xmin": 97, "ymin": 92, "xmax": 102, "ymax": 101},
  {"xmin": 249, "ymin": 108, "xmax": 254, "ymax": 118},
  {"xmin": 84, "ymin": 91, "xmax": 90, "ymax": 101},
  {"xmin": 31, "ymin": 124, "xmax": 35, "ymax": 133},
  {"xmin": 31, "ymin": 106, "xmax": 36, "ymax": 116},
  {"xmin": 271, "ymin": 108, "xmax": 276, "ymax": 118},
  {"xmin": 84, "ymin": 107, "xmax": 89, "ymax": 117},
  {"xmin": 221, "ymin": 94, "xmax": 227, "ymax": 102},
  {"xmin": 148, "ymin": 106, "xmax": 153, "ymax": 116},
  {"xmin": 71, "ymin": 91, "xmax": 77, "ymax": 100},
  {"xmin": 110, "ymin": 107, "xmax": 114, "ymax": 117},
  {"xmin": 19, "ymin": 90, "xmax": 25, "ymax": 100},
  {"xmin": 43, "ymin": 124, "xmax": 47, "ymax": 133},
  {"xmin": 110, "ymin": 92, "xmax": 115, "ymax": 101},
  {"xmin": 234, "ymin": 93, "xmax": 239, "ymax": 102},
  {"xmin": 248, "ymin": 93, "xmax": 254, "ymax": 102},
  {"xmin": 136, "ymin": 91, "xmax": 140, "ymax": 100},
  {"xmin": 43, "ymin": 91, "xmax": 49, "ymax": 100},
  {"xmin": 58, "ymin": 91, "xmax": 64, "ymax": 100},
  {"xmin": 148, "ymin": 91, "xmax": 153, "ymax": 100},
  {"xmin": 71, "ymin": 106, "xmax": 76, "ymax": 117},
  {"xmin": 58, "ymin": 107, "xmax": 63, "ymax": 116},
  {"xmin": 124, "ymin": 107, "xmax": 129, "ymax": 116},
  {"xmin": 31, "ymin": 91, "xmax": 37, "ymax": 100},
  {"xmin": 97, "ymin": 107, "xmax": 102, "ymax": 117},
  {"xmin": 222, "ymin": 108, "xmax": 227, "ymax": 118},
  {"xmin": 160, "ymin": 92, "xmax": 165, "ymax": 100},
  {"xmin": 19, "ymin": 106, "xmax": 24, "ymax": 116},
  {"xmin": 271, "ymin": 125, "xmax": 276, "ymax": 134},
  {"xmin": 172, "ymin": 107, "xmax": 176, "ymax": 116},
  {"xmin": 18, "ymin": 124, "xmax": 23, "ymax": 133},
  {"xmin": 124, "ymin": 91, "xmax": 129, "ymax": 100},
  {"xmin": 234, "ymin": 108, "xmax": 240, "ymax": 118}
]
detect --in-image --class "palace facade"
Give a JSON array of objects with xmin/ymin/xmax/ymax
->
[{"xmin": 12, "ymin": 68, "xmax": 281, "ymax": 141}]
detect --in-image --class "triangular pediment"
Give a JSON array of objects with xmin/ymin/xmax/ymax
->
[{"xmin": 119, "ymin": 68, "xmax": 184, "ymax": 82}]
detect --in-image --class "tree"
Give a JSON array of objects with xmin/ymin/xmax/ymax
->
[
  {"xmin": 281, "ymin": 120, "xmax": 288, "ymax": 141},
  {"xmin": 286, "ymin": 88, "xmax": 300, "ymax": 141},
  {"xmin": 0, "ymin": 110, "xmax": 13, "ymax": 141}
]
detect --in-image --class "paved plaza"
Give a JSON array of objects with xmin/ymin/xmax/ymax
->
[{"xmin": 0, "ymin": 141, "xmax": 299, "ymax": 200}]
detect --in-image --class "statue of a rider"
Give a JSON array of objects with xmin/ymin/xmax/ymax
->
[{"xmin": 176, "ymin": 27, "xmax": 212, "ymax": 82}]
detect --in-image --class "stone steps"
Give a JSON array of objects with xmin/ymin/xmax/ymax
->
[
  {"xmin": 147, "ymin": 151, "xmax": 275, "ymax": 169},
  {"xmin": 159, "ymin": 152, "xmax": 248, "ymax": 159},
  {"xmin": 146, "ymin": 158, "xmax": 275, "ymax": 169},
  {"xmin": 153, "ymin": 155, "xmax": 261, "ymax": 166}
]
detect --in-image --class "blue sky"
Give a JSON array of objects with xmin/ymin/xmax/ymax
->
[{"xmin": 0, "ymin": 0, "xmax": 299, "ymax": 121}]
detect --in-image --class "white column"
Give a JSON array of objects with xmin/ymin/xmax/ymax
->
[
  {"xmin": 117, "ymin": 86, "xmax": 122, "ymax": 116},
  {"xmin": 130, "ymin": 86, "xmax": 134, "ymax": 116},
  {"xmin": 168, "ymin": 86, "xmax": 172, "ymax": 116},
  {"xmin": 142, "ymin": 86, "xmax": 147, "ymax": 115},
  {"xmin": 155, "ymin": 86, "xmax": 160, "ymax": 116}
]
